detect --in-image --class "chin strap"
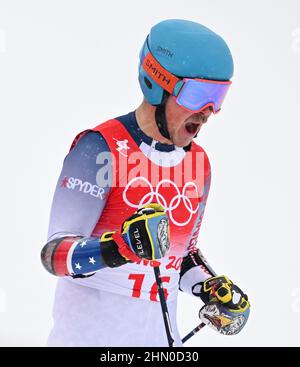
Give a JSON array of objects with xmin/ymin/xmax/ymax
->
[
  {"xmin": 155, "ymin": 91, "xmax": 171, "ymax": 140},
  {"xmin": 154, "ymin": 92, "xmax": 192, "ymax": 151}
]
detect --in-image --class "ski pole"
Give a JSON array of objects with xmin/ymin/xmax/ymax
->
[
  {"xmin": 181, "ymin": 249, "xmax": 217, "ymax": 344},
  {"xmin": 153, "ymin": 265, "xmax": 175, "ymax": 347},
  {"xmin": 182, "ymin": 322, "xmax": 206, "ymax": 344}
]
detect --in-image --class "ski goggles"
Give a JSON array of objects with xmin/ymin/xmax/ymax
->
[{"xmin": 142, "ymin": 51, "xmax": 232, "ymax": 114}]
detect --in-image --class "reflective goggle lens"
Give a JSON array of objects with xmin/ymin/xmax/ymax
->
[{"xmin": 176, "ymin": 78, "xmax": 231, "ymax": 113}]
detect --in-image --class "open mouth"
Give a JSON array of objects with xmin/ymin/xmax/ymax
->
[{"xmin": 185, "ymin": 122, "xmax": 200, "ymax": 135}]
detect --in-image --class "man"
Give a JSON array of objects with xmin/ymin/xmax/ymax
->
[{"xmin": 41, "ymin": 19, "xmax": 250, "ymax": 347}]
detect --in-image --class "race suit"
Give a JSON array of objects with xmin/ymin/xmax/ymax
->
[{"xmin": 46, "ymin": 111, "xmax": 212, "ymax": 347}]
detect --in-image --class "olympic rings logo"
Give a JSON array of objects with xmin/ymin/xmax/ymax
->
[{"xmin": 123, "ymin": 177, "xmax": 199, "ymax": 227}]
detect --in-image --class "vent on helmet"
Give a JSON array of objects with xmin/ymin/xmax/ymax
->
[{"xmin": 144, "ymin": 77, "xmax": 152, "ymax": 89}]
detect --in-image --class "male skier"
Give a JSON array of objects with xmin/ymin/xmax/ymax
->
[{"xmin": 41, "ymin": 19, "xmax": 250, "ymax": 347}]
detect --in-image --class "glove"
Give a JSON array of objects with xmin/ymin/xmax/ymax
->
[
  {"xmin": 199, "ymin": 275, "xmax": 250, "ymax": 335},
  {"xmin": 200, "ymin": 275, "xmax": 249, "ymax": 312},
  {"xmin": 100, "ymin": 203, "xmax": 170, "ymax": 267}
]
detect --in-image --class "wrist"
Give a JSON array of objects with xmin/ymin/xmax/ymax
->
[
  {"xmin": 112, "ymin": 232, "xmax": 141, "ymax": 263},
  {"xmin": 100, "ymin": 231, "xmax": 128, "ymax": 268}
]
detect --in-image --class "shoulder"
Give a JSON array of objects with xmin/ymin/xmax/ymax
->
[
  {"xmin": 69, "ymin": 128, "xmax": 110, "ymax": 154},
  {"xmin": 190, "ymin": 141, "xmax": 211, "ymax": 167},
  {"xmin": 191, "ymin": 140, "xmax": 208, "ymax": 154}
]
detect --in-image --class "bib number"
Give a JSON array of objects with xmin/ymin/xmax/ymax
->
[{"xmin": 128, "ymin": 273, "xmax": 171, "ymax": 302}]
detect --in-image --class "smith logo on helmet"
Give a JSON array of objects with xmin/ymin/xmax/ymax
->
[
  {"xmin": 144, "ymin": 59, "xmax": 171, "ymax": 86},
  {"xmin": 142, "ymin": 51, "xmax": 179, "ymax": 95}
]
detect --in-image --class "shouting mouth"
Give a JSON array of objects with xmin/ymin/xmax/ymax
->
[{"xmin": 185, "ymin": 122, "xmax": 201, "ymax": 135}]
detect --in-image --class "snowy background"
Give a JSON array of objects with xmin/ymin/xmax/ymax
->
[{"xmin": 0, "ymin": 0, "xmax": 299, "ymax": 346}]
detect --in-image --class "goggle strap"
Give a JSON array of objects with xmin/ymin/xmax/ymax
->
[{"xmin": 142, "ymin": 52, "xmax": 180, "ymax": 94}]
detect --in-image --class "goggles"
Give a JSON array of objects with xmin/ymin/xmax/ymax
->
[{"xmin": 142, "ymin": 51, "xmax": 232, "ymax": 114}]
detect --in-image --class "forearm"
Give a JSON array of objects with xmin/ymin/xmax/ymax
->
[
  {"xmin": 41, "ymin": 232, "xmax": 126, "ymax": 277},
  {"xmin": 41, "ymin": 235, "xmax": 103, "ymax": 277},
  {"xmin": 179, "ymin": 247, "xmax": 216, "ymax": 297},
  {"xmin": 42, "ymin": 203, "xmax": 170, "ymax": 277}
]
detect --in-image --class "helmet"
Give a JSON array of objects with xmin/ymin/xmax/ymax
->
[
  {"xmin": 138, "ymin": 19, "xmax": 234, "ymax": 140},
  {"xmin": 139, "ymin": 19, "xmax": 234, "ymax": 105}
]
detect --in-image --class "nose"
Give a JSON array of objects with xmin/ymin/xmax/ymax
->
[
  {"xmin": 200, "ymin": 106, "xmax": 213, "ymax": 117},
  {"xmin": 193, "ymin": 106, "xmax": 212, "ymax": 122}
]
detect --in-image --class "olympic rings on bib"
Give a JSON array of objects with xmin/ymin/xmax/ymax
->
[{"xmin": 123, "ymin": 177, "xmax": 199, "ymax": 227}]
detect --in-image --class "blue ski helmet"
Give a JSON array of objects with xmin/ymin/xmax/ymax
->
[{"xmin": 138, "ymin": 19, "xmax": 234, "ymax": 106}]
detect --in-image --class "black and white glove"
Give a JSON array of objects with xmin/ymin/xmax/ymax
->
[
  {"xmin": 199, "ymin": 276, "xmax": 250, "ymax": 335},
  {"xmin": 100, "ymin": 203, "xmax": 170, "ymax": 267},
  {"xmin": 179, "ymin": 249, "xmax": 250, "ymax": 335}
]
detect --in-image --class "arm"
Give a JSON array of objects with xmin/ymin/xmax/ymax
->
[
  {"xmin": 41, "ymin": 130, "xmax": 120, "ymax": 277},
  {"xmin": 41, "ymin": 131, "xmax": 170, "ymax": 277},
  {"xmin": 179, "ymin": 174, "xmax": 250, "ymax": 335},
  {"xmin": 179, "ymin": 173, "xmax": 213, "ymax": 296},
  {"xmin": 179, "ymin": 247, "xmax": 215, "ymax": 297}
]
